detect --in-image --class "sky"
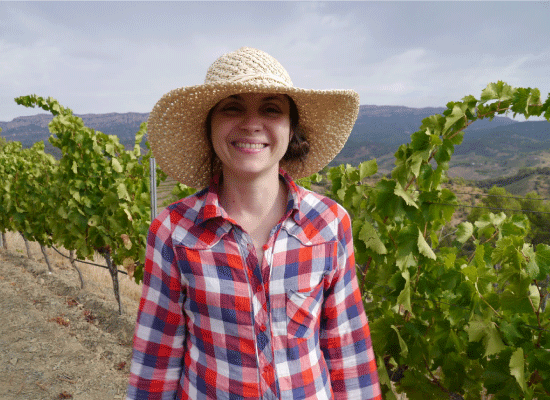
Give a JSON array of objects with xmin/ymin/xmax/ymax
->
[{"xmin": 1, "ymin": 1, "xmax": 550, "ymax": 122}]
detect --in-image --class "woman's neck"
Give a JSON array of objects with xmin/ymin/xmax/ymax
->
[{"xmin": 218, "ymin": 168, "xmax": 286, "ymax": 220}]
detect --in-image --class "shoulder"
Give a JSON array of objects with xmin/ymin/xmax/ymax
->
[
  {"xmin": 291, "ymin": 185, "xmax": 352, "ymax": 243},
  {"xmin": 149, "ymin": 188, "xmax": 208, "ymax": 235},
  {"xmin": 296, "ymin": 185, "xmax": 351, "ymax": 225}
]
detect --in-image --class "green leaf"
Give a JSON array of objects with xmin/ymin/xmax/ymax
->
[
  {"xmin": 443, "ymin": 104, "xmax": 466, "ymax": 134},
  {"xmin": 397, "ymin": 270, "xmax": 412, "ymax": 313},
  {"xmin": 484, "ymin": 326, "xmax": 506, "ymax": 358},
  {"xmin": 396, "ymin": 252, "xmax": 417, "ymax": 271},
  {"xmin": 524, "ymin": 245, "xmax": 540, "ymax": 280},
  {"xmin": 417, "ymin": 229, "xmax": 436, "ymax": 260},
  {"xmin": 410, "ymin": 130, "xmax": 430, "ymax": 152},
  {"xmin": 480, "ymin": 81, "xmax": 514, "ymax": 104},
  {"xmin": 376, "ymin": 356, "xmax": 398, "ymax": 400},
  {"xmin": 408, "ymin": 152, "xmax": 425, "ymax": 178},
  {"xmin": 391, "ymin": 325, "xmax": 409, "ymax": 357},
  {"xmin": 529, "ymin": 285, "xmax": 540, "ymax": 311},
  {"xmin": 88, "ymin": 215, "xmax": 100, "ymax": 227},
  {"xmin": 112, "ymin": 158, "xmax": 123, "ymax": 173},
  {"xmin": 484, "ymin": 350, "xmax": 515, "ymax": 395},
  {"xmin": 117, "ymin": 182, "xmax": 130, "ymax": 201},
  {"xmin": 466, "ymin": 319, "xmax": 506, "ymax": 357},
  {"xmin": 358, "ymin": 159, "xmax": 377, "ymax": 180},
  {"xmin": 474, "ymin": 242, "xmax": 486, "ymax": 269},
  {"xmin": 434, "ymin": 139, "xmax": 454, "ymax": 165},
  {"xmin": 456, "ymin": 221, "xmax": 474, "ymax": 244},
  {"xmin": 105, "ymin": 142, "xmax": 115, "ymax": 156},
  {"xmin": 510, "ymin": 347, "xmax": 527, "ymax": 393},
  {"xmin": 461, "ymin": 263, "xmax": 478, "ymax": 281},
  {"xmin": 358, "ymin": 220, "xmax": 387, "ymax": 255},
  {"xmin": 535, "ymin": 243, "xmax": 550, "ymax": 280},
  {"xmin": 511, "ymin": 87, "xmax": 542, "ymax": 117},
  {"xmin": 394, "ymin": 182, "xmax": 418, "ymax": 209},
  {"xmin": 499, "ymin": 319, "xmax": 524, "ymax": 345}
]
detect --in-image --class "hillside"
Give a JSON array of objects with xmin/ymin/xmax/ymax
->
[{"xmin": 0, "ymin": 112, "xmax": 148, "ymax": 149}]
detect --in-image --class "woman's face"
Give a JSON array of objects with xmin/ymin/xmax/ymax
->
[{"xmin": 209, "ymin": 92, "xmax": 292, "ymax": 180}]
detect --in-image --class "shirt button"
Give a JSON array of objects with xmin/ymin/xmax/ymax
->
[
  {"xmin": 260, "ymin": 324, "xmax": 266, "ymax": 332},
  {"xmin": 256, "ymin": 285, "xmax": 263, "ymax": 292}
]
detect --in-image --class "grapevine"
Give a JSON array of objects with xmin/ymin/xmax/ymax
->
[
  {"xmin": 1, "ymin": 95, "xmax": 159, "ymax": 314},
  {"xmin": 321, "ymin": 82, "xmax": 550, "ymax": 399}
]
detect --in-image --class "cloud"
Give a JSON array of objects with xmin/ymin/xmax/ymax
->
[{"xmin": 352, "ymin": 47, "xmax": 550, "ymax": 109}]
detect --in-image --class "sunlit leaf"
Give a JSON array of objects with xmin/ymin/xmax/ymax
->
[{"xmin": 510, "ymin": 348, "xmax": 527, "ymax": 393}]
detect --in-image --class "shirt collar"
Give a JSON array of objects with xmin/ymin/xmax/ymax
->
[{"xmin": 194, "ymin": 168, "xmax": 303, "ymax": 227}]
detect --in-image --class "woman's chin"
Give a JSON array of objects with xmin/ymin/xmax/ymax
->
[{"xmin": 222, "ymin": 163, "xmax": 280, "ymax": 180}]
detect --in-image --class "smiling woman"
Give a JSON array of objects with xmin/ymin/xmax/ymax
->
[{"xmin": 126, "ymin": 47, "xmax": 381, "ymax": 400}]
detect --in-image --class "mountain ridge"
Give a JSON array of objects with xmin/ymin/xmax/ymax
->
[
  {"xmin": 1, "ymin": 105, "xmax": 548, "ymax": 181},
  {"xmin": 0, "ymin": 104, "xmax": 522, "ymax": 148}
]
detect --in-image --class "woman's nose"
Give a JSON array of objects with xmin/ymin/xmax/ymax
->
[{"xmin": 239, "ymin": 111, "xmax": 262, "ymax": 131}]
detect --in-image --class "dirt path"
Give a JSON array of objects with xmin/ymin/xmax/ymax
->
[{"xmin": 0, "ymin": 249, "xmax": 137, "ymax": 400}]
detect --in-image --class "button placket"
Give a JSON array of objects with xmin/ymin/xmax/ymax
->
[{"xmin": 238, "ymin": 231, "xmax": 277, "ymax": 398}]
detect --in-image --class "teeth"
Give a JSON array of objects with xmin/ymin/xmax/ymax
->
[{"xmin": 234, "ymin": 142, "xmax": 266, "ymax": 149}]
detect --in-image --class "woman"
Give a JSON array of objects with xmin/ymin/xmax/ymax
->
[{"xmin": 127, "ymin": 47, "xmax": 381, "ymax": 400}]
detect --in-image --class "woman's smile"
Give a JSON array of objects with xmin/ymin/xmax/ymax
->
[{"xmin": 232, "ymin": 141, "xmax": 268, "ymax": 151}]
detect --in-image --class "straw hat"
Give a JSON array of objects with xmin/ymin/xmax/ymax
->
[{"xmin": 148, "ymin": 47, "xmax": 360, "ymax": 188}]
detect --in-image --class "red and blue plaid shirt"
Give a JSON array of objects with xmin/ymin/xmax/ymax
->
[{"xmin": 126, "ymin": 170, "xmax": 381, "ymax": 400}]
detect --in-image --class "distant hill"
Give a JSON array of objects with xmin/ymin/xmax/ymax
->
[
  {"xmin": 2, "ymin": 106, "xmax": 549, "ymax": 181},
  {"xmin": 339, "ymin": 105, "xmax": 519, "ymax": 164},
  {"xmin": 453, "ymin": 121, "xmax": 550, "ymax": 156},
  {"xmin": 0, "ymin": 112, "xmax": 149, "ymax": 149}
]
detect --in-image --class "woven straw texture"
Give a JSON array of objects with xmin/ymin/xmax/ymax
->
[{"xmin": 148, "ymin": 47, "xmax": 360, "ymax": 188}]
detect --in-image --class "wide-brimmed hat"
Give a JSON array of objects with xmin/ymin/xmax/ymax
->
[{"xmin": 147, "ymin": 47, "xmax": 360, "ymax": 188}]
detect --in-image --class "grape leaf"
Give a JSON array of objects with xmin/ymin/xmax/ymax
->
[
  {"xmin": 394, "ymin": 182, "xmax": 418, "ymax": 209},
  {"xmin": 112, "ymin": 158, "xmax": 123, "ymax": 173},
  {"xmin": 466, "ymin": 319, "xmax": 506, "ymax": 357},
  {"xmin": 397, "ymin": 270, "xmax": 412, "ymax": 313},
  {"xmin": 417, "ymin": 229, "xmax": 436, "ymax": 260},
  {"xmin": 391, "ymin": 325, "xmax": 409, "ymax": 357},
  {"xmin": 535, "ymin": 244, "xmax": 550, "ymax": 280},
  {"xmin": 443, "ymin": 104, "xmax": 466, "ymax": 134},
  {"xmin": 358, "ymin": 159, "xmax": 377, "ymax": 180},
  {"xmin": 456, "ymin": 222, "xmax": 473, "ymax": 244},
  {"xmin": 510, "ymin": 347, "xmax": 527, "ymax": 393},
  {"xmin": 358, "ymin": 220, "xmax": 387, "ymax": 255}
]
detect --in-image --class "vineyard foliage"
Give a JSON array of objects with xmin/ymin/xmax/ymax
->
[
  {"xmin": 468, "ymin": 185, "xmax": 550, "ymax": 247},
  {"xmin": 1, "ymin": 82, "xmax": 550, "ymax": 398}
]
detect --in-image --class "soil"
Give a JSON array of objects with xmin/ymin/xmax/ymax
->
[{"xmin": 0, "ymin": 249, "xmax": 137, "ymax": 400}]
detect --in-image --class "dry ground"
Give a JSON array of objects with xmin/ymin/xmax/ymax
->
[{"xmin": 0, "ymin": 232, "xmax": 140, "ymax": 400}]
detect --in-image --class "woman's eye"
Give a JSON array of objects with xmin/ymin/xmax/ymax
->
[
  {"xmin": 264, "ymin": 105, "xmax": 282, "ymax": 114},
  {"xmin": 221, "ymin": 104, "xmax": 242, "ymax": 113}
]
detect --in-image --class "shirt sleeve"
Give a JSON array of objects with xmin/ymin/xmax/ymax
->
[
  {"xmin": 126, "ymin": 213, "xmax": 186, "ymax": 400},
  {"xmin": 320, "ymin": 209, "xmax": 382, "ymax": 400}
]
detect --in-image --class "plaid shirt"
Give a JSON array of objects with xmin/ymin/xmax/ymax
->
[{"xmin": 126, "ymin": 170, "xmax": 381, "ymax": 400}]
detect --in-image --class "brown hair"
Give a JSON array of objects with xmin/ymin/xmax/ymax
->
[{"xmin": 284, "ymin": 96, "xmax": 310, "ymax": 162}]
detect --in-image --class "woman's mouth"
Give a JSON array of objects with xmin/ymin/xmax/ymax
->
[{"xmin": 233, "ymin": 142, "xmax": 267, "ymax": 149}]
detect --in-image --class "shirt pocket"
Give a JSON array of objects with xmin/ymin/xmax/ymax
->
[
  {"xmin": 286, "ymin": 282, "xmax": 323, "ymax": 341},
  {"xmin": 173, "ymin": 227, "xmax": 251, "ymax": 322}
]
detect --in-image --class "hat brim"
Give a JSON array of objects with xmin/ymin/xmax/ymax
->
[{"xmin": 148, "ymin": 82, "xmax": 359, "ymax": 188}]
